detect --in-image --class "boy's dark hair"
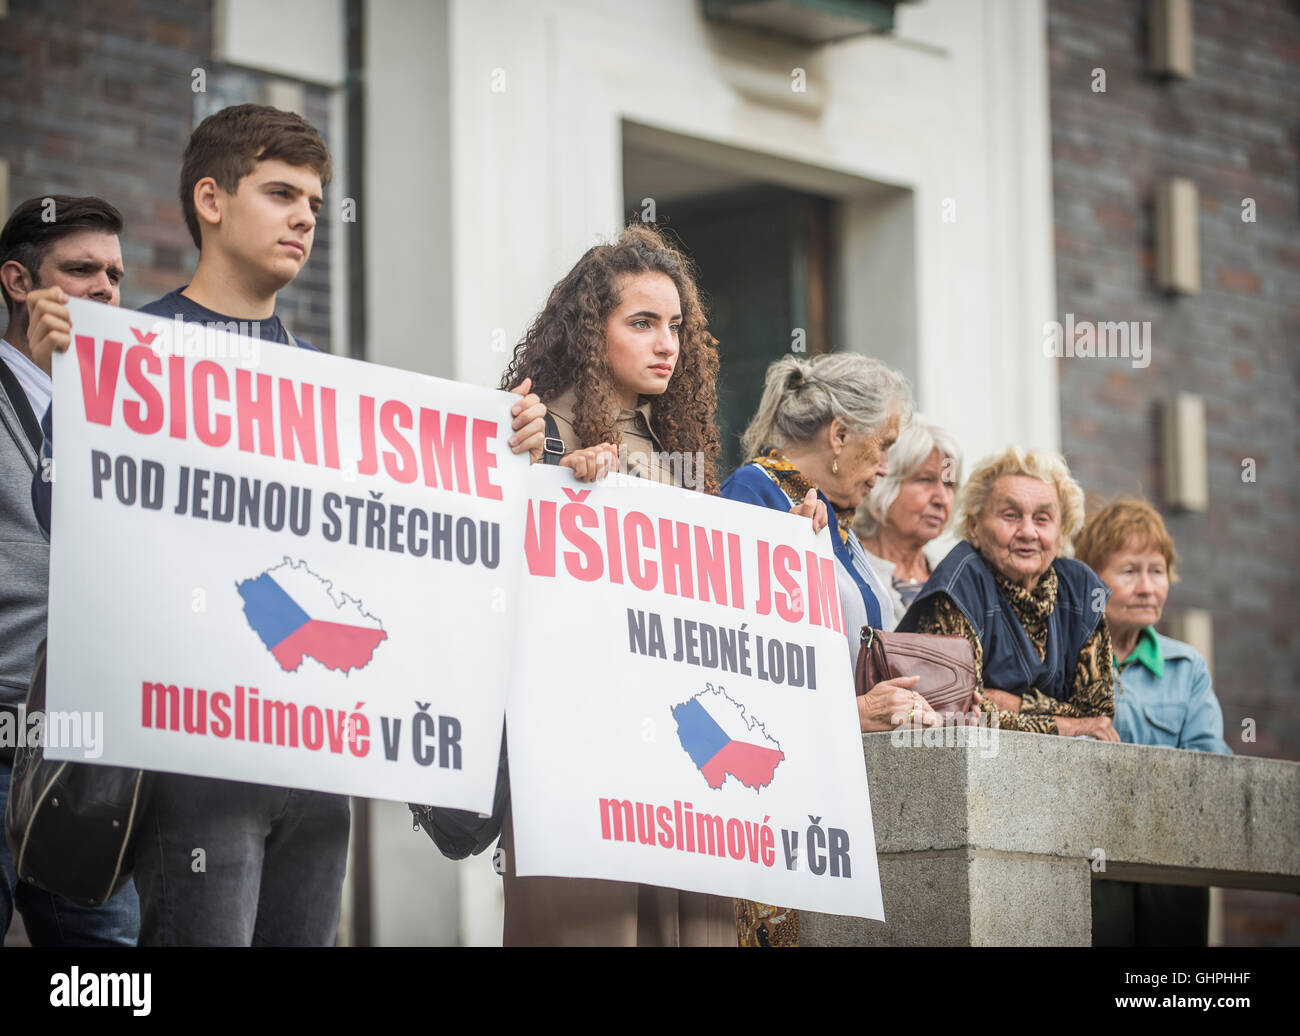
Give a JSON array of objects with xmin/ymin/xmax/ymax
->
[
  {"xmin": 180, "ymin": 104, "xmax": 332, "ymax": 248},
  {"xmin": 0, "ymin": 195, "xmax": 124, "ymax": 316}
]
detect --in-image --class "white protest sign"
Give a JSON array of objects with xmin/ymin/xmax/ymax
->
[
  {"xmin": 44, "ymin": 298, "xmax": 526, "ymax": 813},
  {"xmin": 507, "ymin": 465, "xmax": 884, "ymax": 920}
]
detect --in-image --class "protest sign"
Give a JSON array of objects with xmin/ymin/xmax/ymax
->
[
  {"xmin": 42, "ymin": 298, "xmax": 526, "ymax": 813},
  {"xmin": 506, "ymin": 466, "xmax": 884, "ymax": 919}
]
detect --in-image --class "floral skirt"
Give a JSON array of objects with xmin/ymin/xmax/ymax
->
[{"xmin": 734, "ymin": 899, "xmax": 799, "ymax": 947}]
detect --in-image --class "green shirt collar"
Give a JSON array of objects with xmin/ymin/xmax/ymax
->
[{"xmin": 1115, "ymin": 625, "xmax": 1163, "ymax": 679}]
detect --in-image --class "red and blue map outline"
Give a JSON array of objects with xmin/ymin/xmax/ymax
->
[{"xmin": 672, "ymin": 688, "xmax": 785, "ymax": 791}]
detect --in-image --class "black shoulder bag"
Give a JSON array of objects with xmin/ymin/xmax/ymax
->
[
  {"xmin": 4, "ymin": 640, "xmax": 153, "ymax": 906},
  {"xmin": 408, "ymin": 414, "xmax": 564, "ymax": 859}
]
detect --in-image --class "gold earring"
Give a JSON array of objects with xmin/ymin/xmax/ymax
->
[{"xmin": 832, "ymin": 458, "xmax": 839, "ymax": 475}]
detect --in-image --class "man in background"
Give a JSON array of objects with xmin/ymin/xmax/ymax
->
[{"xmin": 0, "ymin": 193, "xmax": 139, "ymax": 945}]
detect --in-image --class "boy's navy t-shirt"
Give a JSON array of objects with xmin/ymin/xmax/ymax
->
[
  {"xmin": 138, "ymin": 288, "xmax": 318, "ymax": 351},
  {"xmin": 31, "ymin": 288, "xmax": 316, "ymax": 534}
]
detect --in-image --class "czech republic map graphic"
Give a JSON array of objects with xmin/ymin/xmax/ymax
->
[
  {"xmin": 236, "ymin": 558, "xmax": 388, "ymax": 674},
  {"xmin": 671, "ymin": 685, "xmax": 785, "ymax": 791}
]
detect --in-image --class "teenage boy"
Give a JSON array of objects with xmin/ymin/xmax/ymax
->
[
  {"xmin": 29, "ymin": 105, "xmax": 548, "ymax": 944},
  {"xmin": 0, "ymin": 195, "xmax": 140, "ymax": 945}
]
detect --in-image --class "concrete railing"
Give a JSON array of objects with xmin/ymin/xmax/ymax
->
[{"xmin": 803, "ymin": 730, "xmax": 1300, "ymax": 946}]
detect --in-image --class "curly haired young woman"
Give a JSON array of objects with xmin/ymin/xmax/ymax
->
[
  {"xmin": 496, "ymin": 222, "xmax": 735, "ymax": 946},
  {"xmin": 499, "ymin": 222, "xmax": 720, "ymax": 493}
]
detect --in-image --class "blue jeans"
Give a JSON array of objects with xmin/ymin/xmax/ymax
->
[
  {"xmin": 132, "ymin": 772, "xmax": 350, "ymax": 946},
  {"xmin": 0, "ymin": 759, "xmax": 140, "ymax": 946}
]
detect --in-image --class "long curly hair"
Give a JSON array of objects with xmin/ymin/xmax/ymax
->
[{"xmin": 500, "ymin": 223, "xmax": 721, "ymax": 493}]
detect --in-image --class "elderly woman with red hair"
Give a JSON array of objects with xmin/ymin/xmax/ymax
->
[
  {"xmin": 1075, "ymin": 498, "xmax": 1230, "ymax": 946},
  {"xmin": 1074, "ymin": 498, "xmax": 1229, "ymax": 753}
]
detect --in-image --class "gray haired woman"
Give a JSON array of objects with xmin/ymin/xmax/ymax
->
[
  {"xmin": 719, "ymin": 353, "xmax": 940, "ymax": 732},
  {"xmin": 719, "ymin": 352, "xmax": 935, "ymax": 950},
  {"xmin": 853, "ymin": 418, "xmax": 963, "ymax": 628}
]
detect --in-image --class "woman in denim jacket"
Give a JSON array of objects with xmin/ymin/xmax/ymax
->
[{"xmin": 1075, "ymin": 498, "xmax": 1231, "ymax": 945}]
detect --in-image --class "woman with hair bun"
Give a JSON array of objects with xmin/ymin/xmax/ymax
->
[
  {"xmin": 722, "ymin": 353, "xmax": 937, "ymax": 731},
  {"xmin": 720, "ymin": 352, "xmax": 935, "ymax": 947},
  {"xmin": 495, "ymin": 223, "xmax": 733, "ymax": 946}
]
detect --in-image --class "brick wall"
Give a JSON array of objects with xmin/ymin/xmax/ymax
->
[
  {"xmin": 0, "ymin": 0, "xmax": 335, "ymax": 348},
  {"xmin": 1047, "ymin": 0, "xmax": 1300, "ymax": 946}
]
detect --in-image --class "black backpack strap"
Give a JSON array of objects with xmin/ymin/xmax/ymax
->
[
  {"xmin": 0, "ymin": 356, "xmax": 44, "ymax": 456},
  {"xmin": 541, "ymin": 412, "xmax": 565, "ymax": 465}
]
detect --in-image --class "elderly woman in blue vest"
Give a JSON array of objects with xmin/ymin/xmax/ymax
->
[
  {"xmin": 1075, "ymin": 498, "xmax": 1229, "ymax": 945},
  {"xmin": 897, "ymin": 446, "xmax": 1118, "ymax": 738}
]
